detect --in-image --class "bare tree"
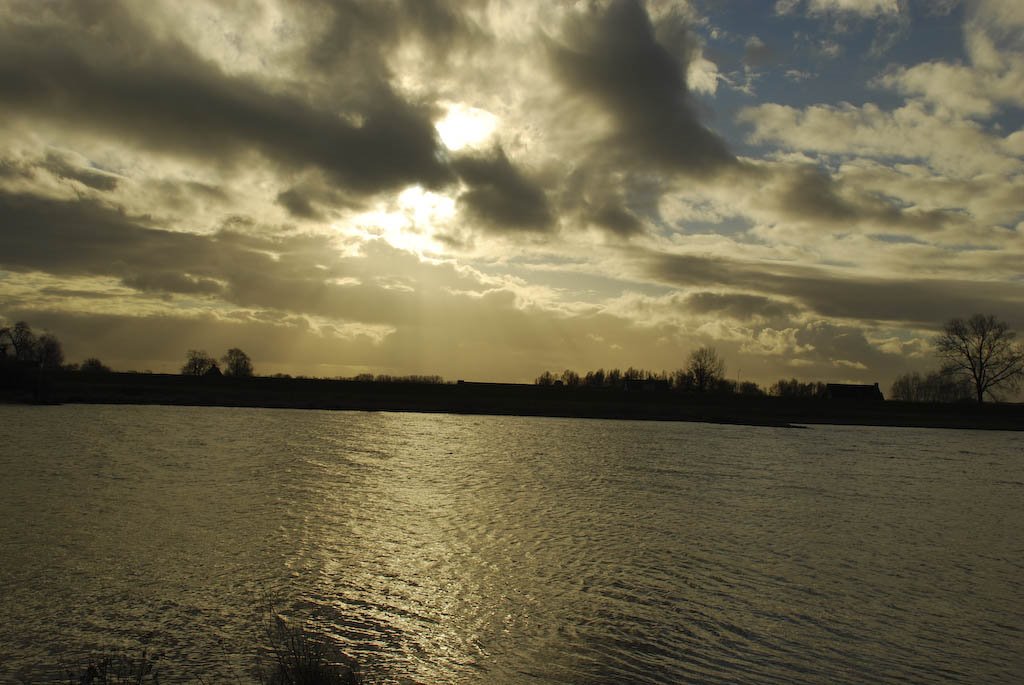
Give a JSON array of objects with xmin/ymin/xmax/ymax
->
[
  {"xmin": 1, "ymin": 321, "xmax": 37, "ymax": 361},
  {"xmin": 686, "ymin": 346, "xmax": 725, "ymax": 392},
  {"xmin": 36, "ymin": 333, "xmax": 64, "ymax": 369},
  {"xmin": 935, "ymin": 314, "xmax": 1024, "ymax": 404},
  {"xmin": 222, "ymin": 348, "xmax": 254, "ymax": 377},
  {"xmin": 0, "ymin": 321, "xmax": 64, "ymax": 368},
  {"xmin": 890, "ymin": 369, "xmax": 972, "ymax": 403},
  {"xmin": 181, "ymin": 349, "xmax": 217, "ymax": 376}
]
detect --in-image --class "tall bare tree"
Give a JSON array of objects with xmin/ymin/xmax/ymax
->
[{"xmin": 935, "ymin": 314, "xmax": 1024, "ymax": 404}]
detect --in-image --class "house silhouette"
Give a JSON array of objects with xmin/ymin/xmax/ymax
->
[{"xmin": 825, "ymin": 383, "xmax": 883, "ymax": 401}]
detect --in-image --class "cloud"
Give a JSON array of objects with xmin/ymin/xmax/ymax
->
[
  {"xmin": 276, "ymin": 188, "xmax": 323, "ymax": 221},
  {"xmin": 302, "ymin": 0, "xmax": 483, "ymax": 75},
  {"xmin": 549, "ymin": 0, "xmax": 734, "ymax": 176},
  {"xmin": 739, "ymin": 101, "xmax": 1020, "ymax": 178},
  {"xmin": 451, "ymin": 148, "xmax": 553, "ymax": 232},
  {"xmin": 0, "ymin": 2, "xmax": 452, "ymax": 196},
  {"xmin": 776, "ymin": 0, "xmax": 902, "ymax": 18},
  {"xmin": 40, "ymin": 152, "xmax": 119, "ymax": 192},
  {"xmin": 684, "ymin": 291, "xmax": 802, "ymax": 321},
  {"xmin": 0, "ymin": 190, "xmax": 468, "ymax": 327},
  {"xmin": 587, "ymin": 203, "xmax": 645, "ymax": 237},
  {"xmin": 876, "ymin": 0, "xmax": 1024, "ymax": 118},
  {"xmin": 647, "ymin": 249, "xmax": 1024, "ymax": 328}
]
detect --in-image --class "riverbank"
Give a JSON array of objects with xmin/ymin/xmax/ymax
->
[{"xmin": 4, "ymin": 370, "xmax": 1022, "ymax": 431}]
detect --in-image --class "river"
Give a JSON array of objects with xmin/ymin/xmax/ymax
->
[{"xmin": 1, "ymin": 404, "xmax": 1021, "ymax": 683}]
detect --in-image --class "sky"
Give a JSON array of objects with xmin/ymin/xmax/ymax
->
[{"xmin": 1, "ymin": 0, "xmax": 1022, "ymax": 387}]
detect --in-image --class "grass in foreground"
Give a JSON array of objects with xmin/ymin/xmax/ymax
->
[
  {"xmin": 258, "ymin": 617, "xmax": 361, "ymax": 685},
  {"xmin": 64, "ymin": 653, "xmax": 158, "ymax": 684}
]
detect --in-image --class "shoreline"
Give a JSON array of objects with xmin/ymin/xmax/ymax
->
[{"xmin": 4, "ymin": 371, "xmax": 1023, "ymax": 431}]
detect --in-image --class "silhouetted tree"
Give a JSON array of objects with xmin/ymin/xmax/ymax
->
[
  {"xmin": 0, "ymin": 321, "xmax": 64, "ymax": 368},
  {"xmin": 1, "ymin": 321, "xmax": 37, "ymax": 362},
  {"xmin": 738, "ymin": 381, "xmax": 764, "ymax": 396},
  {"xmin": 36, "ymin": 333, "xmax": 64, "ymax": 369},
  {"xmin": 686, "ymin": 346, "xmax": 725, "ymax": 392},
  {"xmin": 935, "ymin": 314, "xmax": 1024, "ymax": 404},
  {"xmin": 80, "ymin": 357, "xmax": 112, "ymax": 373},
  {"xmin": 222, "ymin": 348, "xmax": 254, "ymax": 377},
  {"xmin": 770, "ymin": 378, "xmax": 826, "ymax": 399},
  {"xmin": 560, "ymin": 369, "xmax": 581, "ymax": 387},
  {"xmin": 181, "ymin": 349, "xmax": 217, "ymax": 376},
  {"xmin": 890, "ymin": 370, "xmax": 972, "ymax": 403},
  {"xmin": 670, "ymin": 368, "xmax": 692, "ymax": 390},
  {"xmin": 622, "ymin": 367, "xmax": 643, "ymax": 382},
  {"xmin": 535, "ymin": 371, "xmax": 556, "ymax": 386}
]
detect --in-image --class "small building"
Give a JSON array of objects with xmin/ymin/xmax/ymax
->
[{"xmin": 825, "ymin": 382, "xmax": 883, "ymax": 401}]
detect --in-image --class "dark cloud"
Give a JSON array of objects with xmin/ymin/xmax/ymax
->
[
  {"xmin": 0, "ymin": 4, "xmax": 451, "ymax": 195},
  {"xmin": 37, "ymin": 286, "xmax": 119, "ymax": 300},
  {"xmin": 0, "ymin": 191, "xmax": 215, "ymax": 282},
  {"xmin": 304, "ymin": 0, "xmax": 482, "ymax": 73},
  {"xmin": 649, "ymin": 250, "xmax": 1024, "ymax": 329},
  {"xmin": 589, "ymin": 202, "xmax": 644, "ymax": 237},
  {"xmin": 741, "ymin": 163, "xmax": 953, "ymax": 231},
  {"xmin": 121, "ymin": 272, "xmax": 225, "ymax": 296},
  {"xmin": 41, "ymin": 153, "xmax": 119, "ymax": 191},
  {"xmin": 684, "ymin": 291, "xmax": 801, "ymax": 321},
  {"xmin": 0, "ymin": 190, "xmax": 493, "ymax": 328},
  {"xmin": 277, "ymin": 188, "xmax": 322, "ymax": 220},
  {"xmin": 550, "ymin": 0, "xmax": 734, "ymax": 175},
  {"xmin": 452, "ymin": 148, "xmax": 553, "ymax": 232}
]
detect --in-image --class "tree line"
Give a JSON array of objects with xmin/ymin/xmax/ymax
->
[
  {"xmin": 535, "ymin": 346, "xmax": 808, "ymax": 397},
  {"xmin": 537, "ymin": 314, "xmax": 1024, "ymax": 405},
  {"xmin": 535, "ymin": 363, "xmax": 829, "ymax": 399},
  {"xmin": 6, "ymin": 313, "xmax": 1022, "ymax": 404}
]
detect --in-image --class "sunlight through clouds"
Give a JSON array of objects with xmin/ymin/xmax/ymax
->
[
  {"xmin": 339, "ymin": 186, "xmax": 457, "ymax": 258},
  {"xmin": 435, "ymin": 103, "xmax": 500, "ymax": 151}
]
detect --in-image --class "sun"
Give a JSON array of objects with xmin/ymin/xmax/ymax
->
[{"xmin": 435, "ymin": 102, "xmax": 499, "ymax": 151}]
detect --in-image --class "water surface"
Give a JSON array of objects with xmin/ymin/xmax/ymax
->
[{"xmin": 1, "ymin": 404, "xmax": 1021, "ymax": 682}]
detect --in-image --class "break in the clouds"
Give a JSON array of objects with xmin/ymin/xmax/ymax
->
[{"xmin": 1, "ymin": 0, "xmax": 1022, "ymax": 389}]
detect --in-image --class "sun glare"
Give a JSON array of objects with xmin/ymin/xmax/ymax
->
[
  {"xmin": 435, "ymin": 102, "xmax": 499, "ymax": 151},
  {"xmin": 338, "ymin": 186, "xmax": 457, "ymax": 256}
]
